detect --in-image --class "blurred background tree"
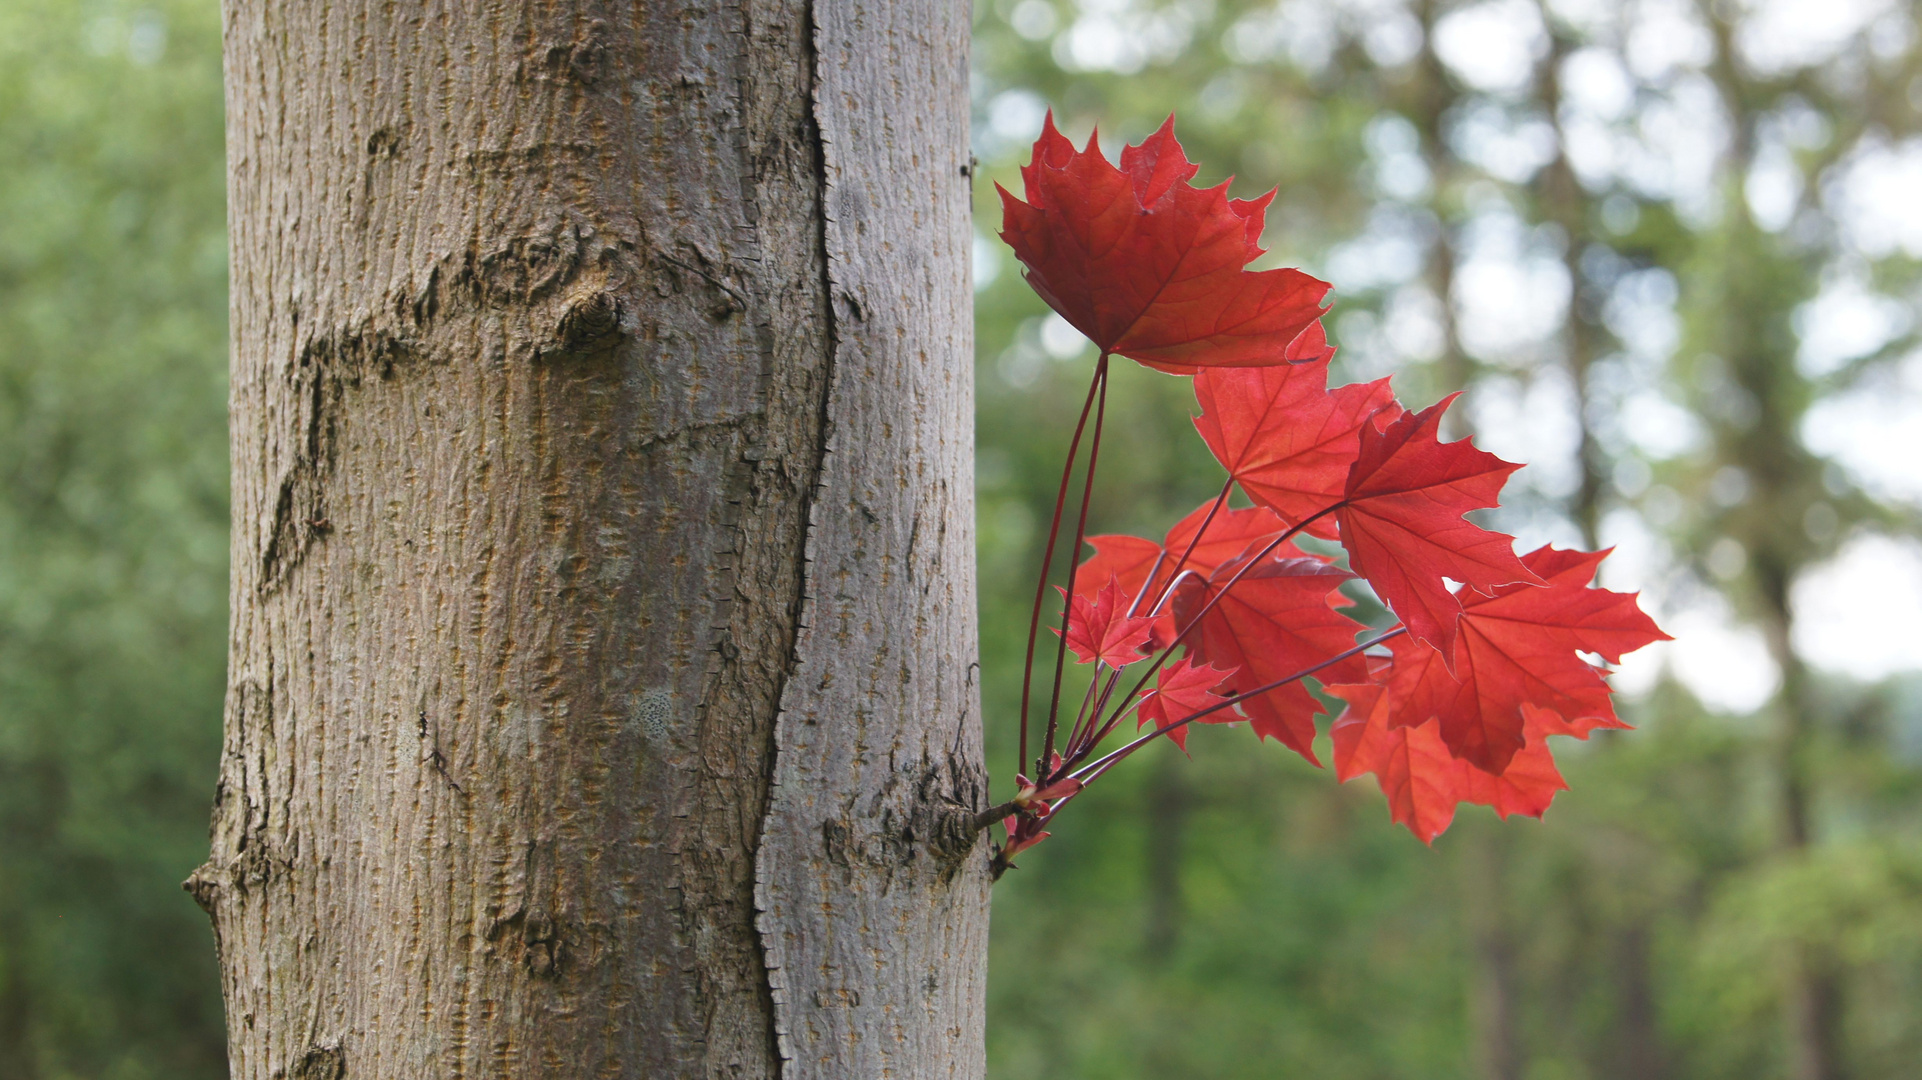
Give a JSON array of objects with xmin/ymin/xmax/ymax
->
[{"xmin": 3, "ymin": 0, "xmax": 1922, "ymax": 1077}]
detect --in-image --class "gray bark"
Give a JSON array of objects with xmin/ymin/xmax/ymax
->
[{"xmin": 189, "ymin": 2, "xmax": 987, "ymax": 1077}]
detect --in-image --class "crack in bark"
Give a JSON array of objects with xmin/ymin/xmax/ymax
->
[
  {"xmin": 291, "ymin": 1044, "xmax": 344, "ymax": 1080},
  {"xmin": 258, "ymin": 255, "xmax": 452, "ymax": 590},
  {"xmin": 750, "ymin": 1, "xmax": 843, "ymax": 1072}
]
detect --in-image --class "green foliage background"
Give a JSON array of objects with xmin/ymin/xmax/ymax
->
[
  {"xmin": 0, "ymin": 0, "xmax": 228, "ymax": 1074},
  {"xmin": 3, "ymin": 0, "xmax": 1921, "ymax": 1077}
]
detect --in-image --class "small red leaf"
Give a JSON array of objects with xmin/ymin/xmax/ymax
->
[
  {"xmin": 999, "ymin": 114, "xmax": 1330, "ymax": 372},
  {"xmin": 1138, "ymin": 657, "xmax": 1236, "ymax": 751},
  {"xmin": 1032, "ymin": 776, "xmax": 1084, "ymax": 802},
  {"xmin": 1056, "ymin": 576, "xmax": 1157, "ymax": 668},
  {"xmin": 1001, "ymin": 819, "xmax": 1050, "ymax": 861}
]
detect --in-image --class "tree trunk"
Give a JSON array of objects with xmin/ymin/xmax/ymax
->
[
  {"xmin": 189, "ymin": 3, "xmax": 987, "ymax": 1077},
  {"xmin": 1141, "ymin": 748, "xmax": 1188, "ymax": 966},
  {"xmin": 1462, "ymin": 828, "xmax": 1524, "ymax": 1080},
  {"xmin": 1605, "ymin": 922, "xmax": 1670, "ymax": 1080},
  {"xmin": 1759, "ymin": 566, "xmax": 1848, "ymax": 1080}
]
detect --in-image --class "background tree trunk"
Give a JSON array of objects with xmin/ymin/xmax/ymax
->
[{"xmin": 189, "ymin": 2, "xmax": 986, "ymax": 1077}]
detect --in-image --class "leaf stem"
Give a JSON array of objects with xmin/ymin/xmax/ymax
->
[
  {"xmin": 1061, "ymin": 661, "xmax": 1106, "ymax": 760},
  {"xmin": 1155, "ymin": 475, "xmax": 1236, "ymax": 606},
  {"xmin": 1039, "ymin": 354, "xmax": 1110, "ymax": 774},
  {"xmin": 1017, "ymin": 364, "xmax": 1107, "ymax": 784}
]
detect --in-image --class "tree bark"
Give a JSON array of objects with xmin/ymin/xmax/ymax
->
[{"xmin": 189, "ymin": 2, "xmax": 986, "ymax": 1077}]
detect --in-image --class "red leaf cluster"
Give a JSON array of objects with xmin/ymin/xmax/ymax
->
[
  {"xmin": 1324, "ymin": 548, "xmax": 1668, "ymax": 841},
  {"xmin": 997, "ymin": 115, "xmax": 1667, "ymax": 851}
]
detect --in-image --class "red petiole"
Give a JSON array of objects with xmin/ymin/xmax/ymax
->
[
  {"xmin": 1038, "ymin": 355, "xmax": 1110, "ymax": 776},
  {"xmin": 1015, "ymin": 362, "xmax": 1107, "ymax": 782}
]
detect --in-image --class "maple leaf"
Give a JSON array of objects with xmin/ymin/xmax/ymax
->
[
  {"xmin": 998, "ymin": 114, "xmax": 1329, "ymax": 372},
  {"xmin": 1056, "ymin": 576, "xmax": 1157, "ymax": 668},
  {"xmin": 1368, "ymin": 545, "xmax": 1670, "ymax": 773},
  {"xmin": 1137, "ymin": 657, "xmax": 1236, "ymax": 751},
  {"xmin": 1337, "ymin": 394, "xmax": 1540, "ymax": 652},
  {"xmin": 1193, "ymin": 327, "xmax": 1395, "ymax": 537},
  {"xmin": 1171, "ymin": 551, "xmax": 1368, "ymax": 763},
  {"xmin": 1329, "ymin": 681, "xmax": 1568, "ymax": 844}
]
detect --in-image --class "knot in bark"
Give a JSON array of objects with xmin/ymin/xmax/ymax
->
[{"xmin": 553, "ymin": 289, "xmax": 624, "ymax": 355}]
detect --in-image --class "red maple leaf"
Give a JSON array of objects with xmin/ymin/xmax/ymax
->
[
  {"xmin": 1137, "ymin": 657, "xmax": 1236, "ymax": 751},
  {"xmin": 1328, "ymin": 681, "xmax": 1568, "ymax": 844},
  {"xmin": 1370, "ymin": 546, "xmax": 1670, "ymax": 774},
  {"xmin": 1171, "ymin": 551, "xmax": 1368, "ymax": 763},
  {"xmin": 998, "ymin": 114, "xmax": 1329, "ymax": 372},
  {"xmin": 1056, "ymin": 576, "xmax": 1157, "ymax": 669},
  {"xmin": 1193, "ymin": 326, "xmax": 1395, "ymax": 538},
  {"xmin": 1337, "ymin": 394, "xmax": 1540, "ymax": 652}
]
